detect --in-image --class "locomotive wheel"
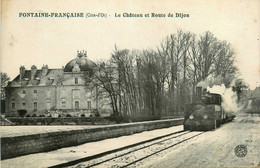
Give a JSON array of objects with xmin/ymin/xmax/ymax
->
[
  {"xmin": 223, "ymin": 117, "xmax": 227, "ymax": 123},
  {"xmin": 213, "ymin": 120, "xmax": 217, "ymax": 130},
  {"xmin": 216, "ymin": 120, "xmax": 221, "ymax": 127}
]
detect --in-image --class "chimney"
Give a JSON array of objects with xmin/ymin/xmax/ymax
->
[
  {"xmin": 77, "ymin": 50, "xmax": 87, "ymax": 58},
  {"xmin": 19, "ymin": 66, "xmax": 26, "ymax": 81},
  {"xmin": 31, "ymin": 65, "xmax": 37, "ymax": 80},
  {"xmin": 41, "ymin": 64, "xmax": 48, "ymax": 76},
  {"xmin": 196, "ymin": 86, "xmax": 202, "ymax": 99}
]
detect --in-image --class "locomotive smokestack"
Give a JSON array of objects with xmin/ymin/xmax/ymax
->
[{"xmin": 196, "ymin": 86, "xmax": 202, "ymax": 99}]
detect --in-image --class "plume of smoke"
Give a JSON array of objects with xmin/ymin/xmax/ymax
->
[
  {"xmin": 196, "ymin": 75, "xmax": 228, "ymax": 88},
  {"xmin": 197, "ymin": 75, "xmax": 248, "ymax": 113},
  {"xmin": 197, "ymin": 81, "xmax": 209, "ymax": 88},
  {"xmin": 207, "ymin": 83, "xmax": 243, "ymax": 113}
]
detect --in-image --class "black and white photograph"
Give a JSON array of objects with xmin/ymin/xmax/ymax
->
[{"xmin": 1, "ymin": 0, "xmax": 260, "ymax": 167}]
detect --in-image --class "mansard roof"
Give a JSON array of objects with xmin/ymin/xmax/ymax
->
[
  {"xmin": 7, "ymin": 51, "xmax": 97, "ymax": 87},
  {"xmin": 9, "ymin": 69, "xmax": 64, "ymax": 87}
]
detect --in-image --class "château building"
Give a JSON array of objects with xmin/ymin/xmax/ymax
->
[{"xmin": 5, "ymin": 51, "xmax": 112, "ymax": 117}]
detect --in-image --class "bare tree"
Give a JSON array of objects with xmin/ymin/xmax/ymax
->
[
  {"xmin": 213, "ymin": 41, "xmax": 238, "ymax": 86},
  {"xmin": 197, "ymin": 31, "xmax": 222, "ymax": 80},
  {"xmin": 85, "ymin": 30, "xmax": 239, "ymax": 121},
  {"xmin": 188, "ymin": 31, "xmax": 238, "ymax": 103},
  {"xmin": 158, "ymin": 30, "xmax": 193, "ymax": 114},
  {"xmin": 93, "ymin": 61, "xmax": 121, "ymax": 116},
  {"xmin": 1, "ymin": 72, "xmax": 10, "ymax": 100}
]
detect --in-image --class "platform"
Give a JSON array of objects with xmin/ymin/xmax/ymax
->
[
  {"xmin": 1, "ymin": 125, "xmax": 184, "ymax": 168},
  {"xmin": 0, "ymin": 118, "xmax": 183, "ymax": 160}
]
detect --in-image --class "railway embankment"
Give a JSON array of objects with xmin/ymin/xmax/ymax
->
[{"xmin": 1, "ymin": 118, "xmax": 183, "ymax": 160}]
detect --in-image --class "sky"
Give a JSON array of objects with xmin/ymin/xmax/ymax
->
[{"xmin": 1, "ymin": 0, "xmax": 260, "ymax": 89}]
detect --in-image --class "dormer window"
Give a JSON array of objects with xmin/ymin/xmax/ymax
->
[{"xmin": 75, "ymin": 77, "xmax": 78, "ymax": 84}]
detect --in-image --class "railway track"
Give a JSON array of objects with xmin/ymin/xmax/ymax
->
[{"xmin": 50, "ymin": 130, "xmax": 203, "ymax": 168}]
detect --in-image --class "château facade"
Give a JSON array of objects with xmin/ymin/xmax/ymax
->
[{"xmin": 5, "ymin": 51, "xmax": 111, "ymax": 117}]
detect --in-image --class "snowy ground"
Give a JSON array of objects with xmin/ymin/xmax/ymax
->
[
  {"xmin": 0, "ymin": 119, "xmax": 180, "ymax": 138},
  {"xmin": 67, "ymin": 131, "xmax": 202, "ymax": 168},
  {"xmin": 0, "ymin": 125, "xmax": 183, "ymax": 168},
  {"xmin": 142, "ymin": 112, "xmax": 260, "ymax": 168},
  {"xmin": 1, "ymin": 113, "xmax": 259, "ymax": 168},
  {"xmin": 0, "ymin": 125, "xmax": 101, "ymax": 137},
  {"xmin": 65, "ymin": 112, "xmax": 260, "ymax": 168}
]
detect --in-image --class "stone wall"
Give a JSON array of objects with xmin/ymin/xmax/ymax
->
[
  {"xmin": 5, "ymin": 86, "xmax": 56, "ymax": 115},
  {"xmin": 8, "ymin": 117, "xmax": 113, "ymax": 125},
  {"xmin": 1, "ymin": 118, "xmax": 183, "ymax": 160}
]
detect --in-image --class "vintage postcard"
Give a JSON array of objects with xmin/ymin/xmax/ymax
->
[{"xmin": 1, "ymin": 0, "xmax": 260, "ymax": 167}]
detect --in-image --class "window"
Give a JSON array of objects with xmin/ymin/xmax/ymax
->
[
  {"xmin": 46, "ymin": 89, "xmax": 51, "ymax": 98},
  {"xmin": 210, "ymin": 96, "xmax": 215, "ymax": 103},
  {"xmin": 75, "ymin": 77, "xmax": 78, "ymax": 84},
  {"xmin": 62, "ymin": 99, "xmax": 66, "ymax": 108},
  {"xmin": 33, "ymin": 102, "xmax": 37, "ymax": 110},
  {"xmin": 33, "ymin": 90, "xmax": 37, "ymax": 98},
  {"xmin": 87, "ymin": 101, "xmax": 91, "ymax": 110},
  {"xmin": 11, "ymin": 103, "xmax": 15, "ymax": 109},
  {"xmin": 75, "ymin": 101, "xmax": 79, "ymax": 109},
  {"xmin": 47, "ymin": 101, "xmax": 51, "ymax": 110},
  {"xmin": 62, "ymin": 101, "xmax": 66, "ymax": 107},
  {"xmin": 22, "ymin": 102, "xmax": 26, "ymax": 108}
]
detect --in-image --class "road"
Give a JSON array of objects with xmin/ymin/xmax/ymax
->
[{"xmin": 141, "ymin": 112, "xmax": 260, "ymax": 168}]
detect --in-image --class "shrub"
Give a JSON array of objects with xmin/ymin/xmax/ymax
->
[
  {"xmin": 66, "ymin": 114, "xmax": 72, "ymax": 117},
  {"xmin": 81, "ymin": 114, "xmax": 85, "ymax": 117},
  {"xmin": 95, "ymin": 112, "xmax": 100, "ymax": 117},
  {"xmin": 17, "ymin": 109, "xmax": 27, "ymax": 117}
]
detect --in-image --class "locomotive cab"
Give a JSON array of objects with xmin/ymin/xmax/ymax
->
[{"xmin": 184, "ymin": 86, "xmax": 226, "ymax": 131}]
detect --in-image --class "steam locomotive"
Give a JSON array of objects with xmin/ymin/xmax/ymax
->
[{"xmin": 184, "ymin": 86, "xmax": 235, "ymax": 131}]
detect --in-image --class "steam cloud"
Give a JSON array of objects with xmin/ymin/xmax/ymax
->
[
  {"xmin": 197, "ymin": 76, "xmax": 245, "ymax": 113},
  {"xmin": 207, "ymin": 84, "xmax": 241, "ymax": 113}
]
